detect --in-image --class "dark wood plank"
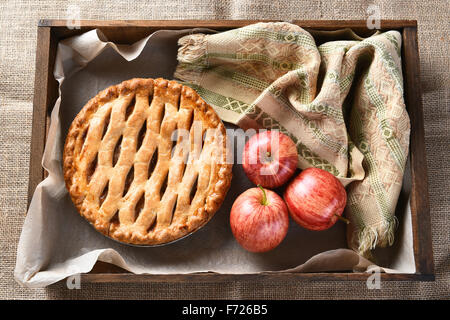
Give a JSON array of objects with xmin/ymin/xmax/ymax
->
[
  {"xmin": 80, "ymin": 272, "xmax": 433, "ymax": 283},
  {"xmin": 89, "ymin": 261, "xmax": 129, "ymax": 274},
  {"xmin": 294, "ymin": 19, "xmax": 417, "ymax": 29},
  {"xmin": 28, "ymin": 27, "xmax": 58, "ymax": 207},
  {"xmin": 43, "ymin": 19, "xmax": 282, "ymax": 44},
  {"xmin": 87, "ymin": 259, "xmax": 433, "ymax": 281},
  {"xmin": 39, "ymin": 19, "xmax": 417, "ymax": 29},
  {"xmin": 42, "ymin": 19, "xmax": 417, "ymax": 44},
  {"xmin": 401, "ymin": 27, "xmax": 435, "ymax": 278},
  {"xmin": 28, "ymin": 27, "xmax": 49, "ymax": 207}
]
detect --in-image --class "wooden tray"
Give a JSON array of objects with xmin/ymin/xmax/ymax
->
[{"xmin": 28, "ymin": 19, "xmax": 434, "ymax": 282}]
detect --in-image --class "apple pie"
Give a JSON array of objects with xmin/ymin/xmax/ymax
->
[{"xmin": 63, "ymin": 78, "xmax": 232, "ymax": 245}]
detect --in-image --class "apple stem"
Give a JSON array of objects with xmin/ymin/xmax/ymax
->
[
  {"xmin": 335, "ymin": 214, "xmax": 350, "ymax": 224},
  {"xmin": 257, "ymin": 184, "xmax": 269, "ymax": 206}
]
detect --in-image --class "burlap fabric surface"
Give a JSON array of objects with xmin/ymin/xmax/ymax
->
[{"xmin": 0, "ymin": 0, "xmax": 448, "ymax": 299}]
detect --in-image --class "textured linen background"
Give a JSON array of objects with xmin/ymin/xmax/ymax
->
[{"xmin": 0, "ymin": 0, "xmax": 448, "ymax": 299}]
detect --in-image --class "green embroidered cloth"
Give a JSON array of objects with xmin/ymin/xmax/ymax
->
[{"xmin": 174, "ymin": 22, "xmax": 410, "ymax": 257}]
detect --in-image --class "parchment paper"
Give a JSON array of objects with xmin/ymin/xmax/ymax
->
[{"xmin": 14, "ymin": 28, "xmax": 415, "ymax": 288}]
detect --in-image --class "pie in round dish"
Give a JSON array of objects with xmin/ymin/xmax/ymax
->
[{"xmin": 63, "ymin": 78, "xmax": 232, "ymax": 245}]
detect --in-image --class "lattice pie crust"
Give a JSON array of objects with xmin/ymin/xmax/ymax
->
[{"xmin": 63, "ymin": 78, "xmax": 232, "ymax": 245}]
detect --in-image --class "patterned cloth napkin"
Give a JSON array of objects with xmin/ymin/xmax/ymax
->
[{"xmin": 174, "ymin": 22, "xmax": 410, "ymax": 258}]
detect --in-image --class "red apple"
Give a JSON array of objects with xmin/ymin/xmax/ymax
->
[
  {"xmin": 284, "ymin": 167, "xmax": 348, "ymax": 231},
  {"xmin": 230, "ymin": 185, "xmax": 289, "ymax": 252},
  {"xmin": 242, "ymin": 130, "xmax": 298, "ymax": 189}
]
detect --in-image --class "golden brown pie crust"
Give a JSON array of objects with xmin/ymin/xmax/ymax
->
[{"xmin": 63, "ymin": 78, "xmax": 232, "ymax": 245}]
